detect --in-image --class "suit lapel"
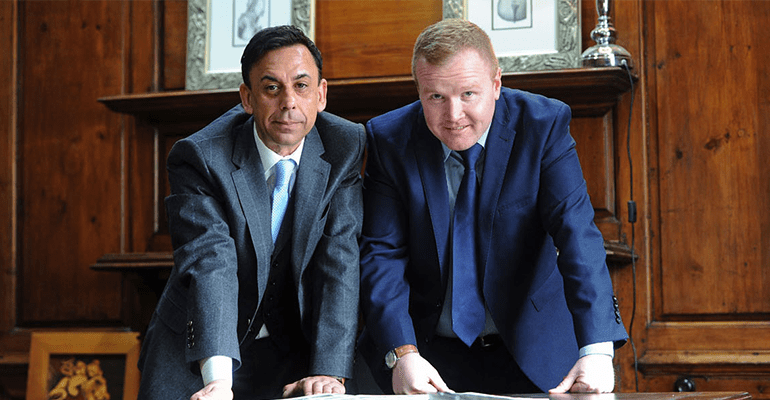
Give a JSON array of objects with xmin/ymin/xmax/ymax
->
[
  {"xmin": 413, "ymin": 111, "xmax": 451, "ymax": 282},
  {"xmin": 291, "ymin": 127, "xmax": 330, "ymax": 287},
  {"xmin": 478, "ymin": 95, "xmax": 517, "ymax": 275},
  {"xmin": 230, "ymin": 119, "xmax": 273, "ymax": 300}
]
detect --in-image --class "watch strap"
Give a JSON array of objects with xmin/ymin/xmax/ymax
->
[
  {"xmin": 393, "ymin": 344, "xmax": 418, "ymax": 358},
  {"xmin": 386, "ymin": 344, "xmax": 419, "ymax": 368}
]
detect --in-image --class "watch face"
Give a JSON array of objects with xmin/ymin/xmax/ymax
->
[{"xmin": 385, "ymin": 350, "xmax": 397, "ymax": 368}]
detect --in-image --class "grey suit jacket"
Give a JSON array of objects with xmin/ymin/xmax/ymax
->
[{"xmin": 138, "ymin": 105, "xmax": 365, "ymax": 399}]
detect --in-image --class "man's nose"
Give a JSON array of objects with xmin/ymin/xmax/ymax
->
[
  {"xmin": 445, "ymin": 98, "xmax": 463, "ymax": 120},
  {"xmin": 280, "ymin": 89, "xmax": 297, "ymax": 110}
]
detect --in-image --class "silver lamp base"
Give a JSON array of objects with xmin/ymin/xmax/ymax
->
[{"xmin": 582, "ymin": 44, "xmax": 633, "ymax": 69}]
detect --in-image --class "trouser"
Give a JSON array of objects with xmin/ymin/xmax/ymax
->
[
  {"xmin": 232, "ymin": 334, "xmax": 310, "ymax": 399},
  {"xmin": 421, "ymin": 335, "xmax": 541, "ymax": 394}
]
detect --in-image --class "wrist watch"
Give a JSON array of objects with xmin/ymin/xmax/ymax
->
[{"xmin": 384, "ymin": 344, "xmax": 418, "ymax": 369}]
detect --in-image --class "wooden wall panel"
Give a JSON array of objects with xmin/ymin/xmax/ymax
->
[
  {"xmin": 571, "ymin": 115, "xmax": 619, "ymax": 241},
  {"xmin": 634, "ymin": 0, "xmax": 770, "ymax": 397},
  {"xmin": 315, "ymin": 0, "xmax": 442, "ymax": 79},
  {"xmin": 162, "ymin": 0, "xmax": 187, "ymax": 90},
  {"xmin": 17, "ymin": 1, "xmax": 126, "ymax": 324},
  {"xmin": 125, "ymin": 0, "xmax": 162, "ymax": 257},
  {"xmin": 0, "ymin": 0, "xmax": 17, "ymax": 334},
  {"xmin": 650, "ymin": 0, "xmax": 770, "ymax": 317}
]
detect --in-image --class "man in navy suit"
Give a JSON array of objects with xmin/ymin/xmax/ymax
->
[
  {"xmin": 137, "ymin": 26, "xmax": 364, "ymax": 400},
  {"xmin": 358, "ymin": 19, "xmax": 627, "ymax": 395}
]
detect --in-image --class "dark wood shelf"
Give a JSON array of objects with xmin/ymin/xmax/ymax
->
[
  {"xmin": 92, "ymin": 238, "xmax": 635, "ymax": 274},
  {"xmin": 91, "ymin": 252, "xmax": 174, "ymax": 270},
  {"xmin": 98, "ymin": 67, "xmax": 635, "ymax": 127}
]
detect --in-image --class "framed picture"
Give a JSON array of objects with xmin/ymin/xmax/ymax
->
[
  {"xmin": 26, "ymin": 331, "xmax": 141, "ymax": 400},
  {"xmin": 443, "ymin": 0, "xmax": 580, "ymax": 72},
  {"xmin": 186, "ymin": 0, "xmax": 316, "ymax": 90}
]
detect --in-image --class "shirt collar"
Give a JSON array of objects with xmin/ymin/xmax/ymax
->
[
  {"xmin": 441, "ymin": 124, "xmax": 491, "ymax": 162},
  {"xmin": 253, "ymin": 122, "xmax": 304, "ymax": 178}
]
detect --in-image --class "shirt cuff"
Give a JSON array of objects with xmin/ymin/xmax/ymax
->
[
  {"xmin": 579, "ymin": 341, "xmax": 614, "ymax": 358},
  {"xmin": 200, "ymin": 356, "xmax": 233, "ymax": 387}
]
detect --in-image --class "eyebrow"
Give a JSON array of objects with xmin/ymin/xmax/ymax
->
[{"xmin": 260, "ymin": 73, "xmax": 312, "ymax": 82}]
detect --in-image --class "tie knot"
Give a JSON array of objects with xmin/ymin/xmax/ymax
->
[
  {"xmin": 458, "ymin": 143, "xmax": 483, "ymax": 171},
  {"xmin": 274, "ymin": 159, "xmax": 295, "ymax": 188}
]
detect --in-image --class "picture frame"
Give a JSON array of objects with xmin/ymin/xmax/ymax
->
[
  {"xmin": 443, "ymin": 0, "xmax": 580, "ymax": 72},
  {"xmin": 26, "ymin": 331, "xmax": 141, "ymax": 400},
  {"xmin": 186, "ymin": 0, "xmax": 316, "ymax": 90}
]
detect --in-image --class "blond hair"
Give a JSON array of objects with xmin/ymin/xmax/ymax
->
[{"xmin": 411, "ymin": 19, "xmax": 499, "ymax": 85}]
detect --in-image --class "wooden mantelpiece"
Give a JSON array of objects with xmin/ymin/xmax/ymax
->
[{"xmin": 98, "ymin": 67, "xmax": 635, "ymax": 125}]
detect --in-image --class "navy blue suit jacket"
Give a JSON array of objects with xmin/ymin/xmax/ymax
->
[{"xmin": 359, "ymin": 88, "xmax": 627, "ymax": 391}]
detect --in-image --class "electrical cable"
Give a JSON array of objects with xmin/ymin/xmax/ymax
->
[{"xmin": 620, "ymin": 59, "xmax": 639, "ymax": 392}]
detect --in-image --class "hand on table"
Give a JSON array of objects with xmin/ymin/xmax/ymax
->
[
  {"xmin": 282, "ymin": 375, "xmax": 346, "ymax": 397},
  {"xmin": 392, "ymin": 352, "xmax": 454, "ymax": 395},
  {"xmin": 190, "ymin": 379, "xmax": 233, "ymax": 400},
  {"xmin": 549, "ymin": 354, "xmax": 615, "ymax": 393}
]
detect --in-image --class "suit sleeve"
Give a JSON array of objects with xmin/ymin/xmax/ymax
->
[
  {"xmin": 307, "ymin": 123, "xmax": 366, "ymax": 379},
  {"xmin": 359, "ymin": 120, "xmax": 419, "ymax": 357},
  {"xmin": 165, "ymin": 138, "xmax": 242, "ymax": 371},
  {"xmin": 537, "ymin": 103, "xmax": 627, "ymax": 349}
]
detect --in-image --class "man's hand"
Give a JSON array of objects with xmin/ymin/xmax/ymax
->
[
  {"xmin": 391, "ymin": 352, "xmax": 453, "ymax": 394},
  {"xmin": 282, "ymin": 375, "xmax": 345, "ymax": 398},
  {"xmin": 549, "ymin": 354, "xmax": 615, "ymax": 393},
  {"xmin": 190, "ymin": 379, "xmax": 233, "ymax": 400}
]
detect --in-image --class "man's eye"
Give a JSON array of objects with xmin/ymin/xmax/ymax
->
[
  {"xmin": 265, "ymin": 85, "xmax": 279, "ymax": 92},
  {"xmin": 463, "ymin": 91, "xmax": 474, "ymax": 97},
  {"xmin": 296, "ymin": 82, "xmax": 309, "ymax": 89},
  {"xmin": 429, "ymin": 94, "xmax": 443, "ymax": 100}
]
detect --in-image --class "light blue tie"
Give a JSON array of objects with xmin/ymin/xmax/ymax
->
[{"xmin": 271, "ymin": 159, "xmax": 295, "ymax": 243}]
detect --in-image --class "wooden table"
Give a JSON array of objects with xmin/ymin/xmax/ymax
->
[
  {"xmin": 339, "ymin": 392, "xmax": 752, "ymax": 400},
  {"xmin": 515, "ymin": 393, "xmax": 751, "ymax": 400}
]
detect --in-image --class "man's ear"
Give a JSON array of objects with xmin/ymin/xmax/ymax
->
[
  {"xmin": 239, "ymin": 83, "xmax": 254, "ymax": 114},
  {"xmin": 316, "ymin": 78, "xmax": 328, "ymax": 113}
]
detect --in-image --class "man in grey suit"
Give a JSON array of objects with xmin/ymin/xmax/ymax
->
[{"xmin": 137, "ymin": 25, "xmax": 365, "ymax": 400}]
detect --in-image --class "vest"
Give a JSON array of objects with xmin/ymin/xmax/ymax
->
[{"xmin": 252, "ymin": 197, "xmax": 303, "ymax": 351}]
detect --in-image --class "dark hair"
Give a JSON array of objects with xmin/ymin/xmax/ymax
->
[{"xmin": 240, "ymin": 25, "xmax": 323, "ymax": 88}]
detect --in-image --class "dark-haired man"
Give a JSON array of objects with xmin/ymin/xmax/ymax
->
[{"xmin": 138, "ymin": 25, "xmax": 364, "ymax": 400}]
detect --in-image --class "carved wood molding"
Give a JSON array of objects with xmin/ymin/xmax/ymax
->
[
  {"xmin": 639, "ymin": 350, "xmax": 770, "ymax": 376},
  {"xmin": 92, "ymin": 238, "xmax": 635, "ymax": 273},
  {"xmin": 91, "ymin": 252, "xmax": 174, "ymax": 270}
]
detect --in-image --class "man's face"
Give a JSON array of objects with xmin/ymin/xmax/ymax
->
[
  {"xmin": 239, "ymin": 44, "xmax": 327, "ymax": 156},
  {"xmin": 414, "ymin": 48, "xmax": 502, "ymax": 151}
]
